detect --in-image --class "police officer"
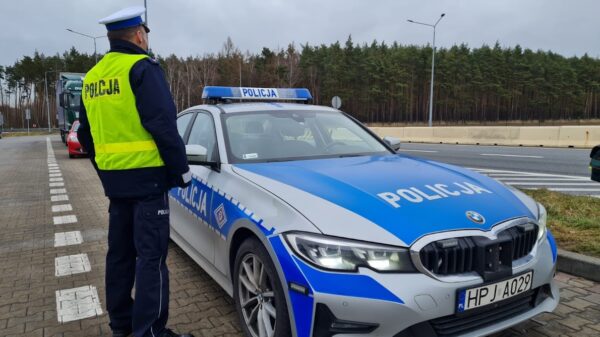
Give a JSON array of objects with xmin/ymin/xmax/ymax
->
[{"xmin": 78, "ymin": 6, "xmax": 193, "ymax": 337}]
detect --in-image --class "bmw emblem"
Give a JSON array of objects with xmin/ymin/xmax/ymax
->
[{"xmin": 466, "ymin": 211, "xmax": 485, "ymax": 224}]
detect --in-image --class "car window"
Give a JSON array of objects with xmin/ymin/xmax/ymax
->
[
  {"xmin": 187, "ymin": 112, "xmax": 218, "ymax": 161},
  {"xmin": 177, "ymin": 113, "xmax": 194, "ymax": 140},
  {"xmin": 223, "ymin": 110, "xmax": 390, "ymax": 163}
]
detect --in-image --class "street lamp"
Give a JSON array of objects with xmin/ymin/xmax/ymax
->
[
  {"xmin": 408, "ymin": 13, "xmax": 445, "ymax": 127},
  {"xmin": 66, "ymin": 29, "xmax": 105, "ymax": 63}
]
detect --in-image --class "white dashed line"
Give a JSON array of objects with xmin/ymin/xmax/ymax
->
[
  {"xmin": 51, "ymin": 195, "xmax": 69, "ymax": 202},
  {"xmin": 480, "ymin": 153, "xmax": 544, "ymax": 159},
  {"xmin": 47, "ymin": 137, "xmax": 103, "ymax": 323},
  {"xmin": 50, "ymin": 188, "xmax": 67, "ymax": 195},
  {"xmin": 55, "ymin": 254, "xmax": 91, "ymax": 276},
  {"xmin": 53, "ymin": 215, "xmax": 78, "ymax": 225},
  {"xmin": 55, "ymin": 286, "xmax": 103, "ymax": 323},
  {"xmin": 54, "ymin": 231, "xmax": 83, "ymax": 247},
  {"xmin": 52, "ymin": 204, "xmax": 73, "ymax": 213}
]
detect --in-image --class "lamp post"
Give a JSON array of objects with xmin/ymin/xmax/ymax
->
[
  {"xmin": 408, "ymin": 13, "xmax": 445, "ymax": 127},
  {"xmin": 144, "ymin": 0, "xmax": 148, "ymax": 25},
  {"xmin": 66, "ymin": 29, "xmax": 105, "ymax": 63}
]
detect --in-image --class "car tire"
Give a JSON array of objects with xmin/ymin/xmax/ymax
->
[
  {"xmin": 233, "ymin": 237, "xmax": 291, "ymax": 337},
  {"xmin": 69, "ymin": 153, "xmax": 74, "ymax": 158}
]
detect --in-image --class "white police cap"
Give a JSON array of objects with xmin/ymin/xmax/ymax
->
[{"xmin": 98, "ymin": 6, "xmax": 149, "ymax": 32}]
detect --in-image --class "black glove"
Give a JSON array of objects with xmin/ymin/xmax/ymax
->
[{"xmin": 174, "ymin": 170, "xmax": 192, "ymax": 188}]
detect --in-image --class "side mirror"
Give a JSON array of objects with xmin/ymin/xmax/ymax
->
[
  {"xmin": 383, "ymin": 136, "xmax": 401, "ymax": 152},
  {"xmin": 186, "ymin": 144, "xmax": 220, "ymax": 171},
  {"xmin": 186, "ymin": 144, "xmax": 208, "ymax": 162}
]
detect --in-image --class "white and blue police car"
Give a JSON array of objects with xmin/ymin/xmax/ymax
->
[{"xmin": 170, "ymin": 86, "xmax": 559, "ymax": 337}]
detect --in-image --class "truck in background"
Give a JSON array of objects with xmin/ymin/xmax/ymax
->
[{"xmin": 56, "ymin": 72, "xmax": 85, "ymax": 144}]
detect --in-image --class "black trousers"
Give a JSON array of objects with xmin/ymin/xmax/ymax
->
[{"xmin": 106, "ymin": 192, "xmax": 170, "ymax": 337}]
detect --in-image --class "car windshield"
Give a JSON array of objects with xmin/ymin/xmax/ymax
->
[
  {"xmin": 223, "ymin": 110, "xmax": 390, "ymax": 163},
  {"xmin": 69, "ymin": 93, "xmax": 81, "ymax": 109}
]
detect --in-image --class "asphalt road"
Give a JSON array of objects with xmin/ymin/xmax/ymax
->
[
  {"xmin": 396, "ymin": 143, "xmax": 600, "ymax": 197},
  {"xmin": 397, "ymin": 143, "xmax": 591, "ymax": 177}
]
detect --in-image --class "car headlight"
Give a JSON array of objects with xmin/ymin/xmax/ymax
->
[
  {"xmin": 284, "ymin": 232, "xmax": 416, "ymax": 273},
  {"xmin": 537, "ymin": 202, "xmax": 547, "ymax": 242}
]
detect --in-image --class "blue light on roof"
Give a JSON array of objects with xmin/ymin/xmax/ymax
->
[{"xmin": 202, "ymin": 86, "xmax": 312, "ymax": 101}]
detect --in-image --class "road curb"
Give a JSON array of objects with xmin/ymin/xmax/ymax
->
[{"xmin": 557, "ymin": 249, "xmax": 600, "ymax": 282}]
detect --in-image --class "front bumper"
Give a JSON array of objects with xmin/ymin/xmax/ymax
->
[{"xmin": 273, "ymin": 234, "xmax": 558, "ymax": 337}]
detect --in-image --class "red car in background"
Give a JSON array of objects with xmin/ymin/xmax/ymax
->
[{"xmin": 66, "ymin": 120, "xmax": 87, "ymax": 158}]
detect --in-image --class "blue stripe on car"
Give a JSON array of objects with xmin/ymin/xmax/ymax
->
[
  {"xmin": 547, "ymin": 231, "xmax": 557, "ymax": 263},
  {"xmin": 270, "ymin": 236, "xmax": 314, "ymax": 337},
  {"xmin": 292, "ymin": 256, "xmax": 404, "ymax": 304},
  {"xmin": 169, "ymin": 176, "xmax": 274, "ymax": 239}
]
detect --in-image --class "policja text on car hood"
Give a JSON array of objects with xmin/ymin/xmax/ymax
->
[{"xmin": 233, "ymin": 154, "xmax": 536, "ymax": 245}]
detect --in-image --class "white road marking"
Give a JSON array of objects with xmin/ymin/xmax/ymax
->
[
  {"xmin": 49, "ymin": 182, "xmax": 65, "ymax": 187},
  {"xmin": 547, "ymin": 188, "xmax": 600, "ymax": 192},
  {"xmin": 55, "ymin": 285, "xmax": 103, "ymax": 323},
  {"xmin": 50, "ymin": 177, "xmax": 64, "ymax": 182},
  {"xmin": 505, "ymin": 182, "xmax": 598, "ymax": 186},
  {"xmin": 486, "ymin": 173, "xmax": 540, "ymax": 177},
  {"xmin": 49, "ymin": 173, "xmax": 62, "ymax": 177},
  {"xmin": 55, "ymin": 254, "xmax": 91, "ymax": 276},
  {"xmin": 470, "ymin": 167, "xmax": 597, "ymax": 197},
  {"xmin": 398, "ymin": 149, "xmax": 439, "ymax": 153},
  {"xmin": 480, "ymin": 153, "xmax": 544, "ymax": 159},
  {"xmin": 469, "ymin": 168, "xmax": 588, "ymax": 179},
  {"xmin": 52, "ymin": 204, "xmax": 73, "ymax": 213},
  {"xmin": 54, "ymin": 231, "xmax": 83, "ymax": 247},
  {"xmin": 51, "ymin": 195, "xmax": 69, "ymax": 202},
  {"xmin": 493, "ymin": 177, "xmax": 589, "ymax": 181},
  {"xmin": 50, "ymin": 188, "xmax": 67, "ymax": 195},
  {"xmin": 49, "ymin": 169, "xmax": 61, "ymax": 173},
  {"xmin": 53, "ymin": 215, "xmax": 78, "ymax": 225}
]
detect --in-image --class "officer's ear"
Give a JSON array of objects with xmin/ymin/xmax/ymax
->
[{"xmin": 134, "ymin": 28, "xmax": 148, "ymax": 50}]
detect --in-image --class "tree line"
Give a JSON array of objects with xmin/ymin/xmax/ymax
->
[{"xmin": 1, "ymin": 37, "xmax": 599, "ymax": 130}]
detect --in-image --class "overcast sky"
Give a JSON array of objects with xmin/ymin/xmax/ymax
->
[{"xmin": 1, "ymin": 0, "xmax": 599, "ymax": 66}]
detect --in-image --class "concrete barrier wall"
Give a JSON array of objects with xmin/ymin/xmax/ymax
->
[{"xmin": 371, "ymin": 125, "xmax": 600, "ymax": 148}]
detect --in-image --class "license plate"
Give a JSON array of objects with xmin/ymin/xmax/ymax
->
[{"xmin": 457, "ymin": 271, "xmax": 533, "ymax": 313}]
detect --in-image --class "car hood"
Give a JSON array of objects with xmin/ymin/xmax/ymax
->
[{"xmin": 233, "ymin": 154, "xmax": 535, "ymax": 245}]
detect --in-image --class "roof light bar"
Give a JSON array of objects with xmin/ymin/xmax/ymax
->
[{"xmin": 202, "ymin": 86, "xmax": 312, "ymax": 101}]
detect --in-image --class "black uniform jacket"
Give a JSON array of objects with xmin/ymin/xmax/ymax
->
[{"xmin": 78, "ymin": 39, "xmax": 189, "ymax": 198}]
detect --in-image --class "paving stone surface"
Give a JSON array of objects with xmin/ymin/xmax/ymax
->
[{"xmin": 0, "ymin": 135, "xmax": 599, "ymax": 337}]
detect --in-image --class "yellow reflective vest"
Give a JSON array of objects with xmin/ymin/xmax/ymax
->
[{"xmin": 82, "ymin": 52, "xmax": 165, "ymax": 170}]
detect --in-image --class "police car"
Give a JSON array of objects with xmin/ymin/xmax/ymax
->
[{"xmin": 170, "ymin": 87, "xmax": 559, "ymax": 337}]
